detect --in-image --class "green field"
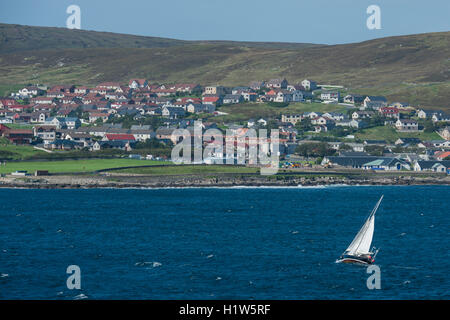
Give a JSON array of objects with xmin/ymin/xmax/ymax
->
[
  {"xmin": 113, "ymin": 164, "xmax": 259, "ymax": 175},
  {"xmin": 355, "ymin": 126, "xmax": 441, "ymax": 143},
  {"xmin": 0, "ymin": 140, "xmax": 47, "ymax": 160},
  {"xmin": 0, "ymin": 158, "xmax": 167, "ymax": 174}
]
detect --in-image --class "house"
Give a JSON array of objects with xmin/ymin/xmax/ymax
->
[
  {"xmin": 303, "ymin": 112, "xmax": 322, "ymax": 119},
  {"xmin": 64, "ymin": 133, "xmax": 93, "ymax": 147},
  {"xmin": 249, "ymin": 81, "xmax": 265, "ymax": 90},
  {"xmin": 242, "ymin": 92, "xmax": 257, "ymax": 102},
  {"xmin": 322, "ymin": 155, "xmax": 406, "ymax": 170},
  {"xmin": 97, "ymin": 82, "xmax": 122, "ymax": 90},
  {"xmin": 30, "ymin": 112, "xmax": 48, "ymax": 123},
  {"xmin": 202, "ymin": 96, "xmax": 222, "ymax": 106},
  {"xmin": 379, "ymin": 107, "xmax": 399, "ymax": 118},
  {"xmin": 417, "ymin": 109, "xmax": 443, "ymax": 119},
  {"xmin": 103, "ymin": 133, "xmax": 136, "ymax": 142},
  {"xmin": 74, "ymin": 86, "xmax": 90, "ymax": 94},
  {"xmin": 414, "ymin": 160, "xmax": 450, "ymax": 172},
  {"xmin": 33, "ymin": 126, "xmax": 56, "ymax": 145},
  {"xmin": 361, "ymin": 158, "xmax": 410, "ymax": 171},
  {"xmin": 435, "ymin": 151, "xmax": 450, "ymax": 160},
  {"xmin": 204, "ymin": 86, "xmax": 226, "ymax": 96},
  {"xmin": 161, "ymin": 106, "xmax": 186, "ymax": 119},
  {"xmin": 0, "ymin": 98, "xmax": 17, "ymax": 108},
  {"xmin": 364, "ymin": 140, "xmax": 387, "ymax": 146},
  {"xmin": 266, "ymin": 79, "xmax": 288, "ymax": 89},
  {"xmin": 130, "ymin": 126, "xmax": 155, "ymax": 142},
  {"xmin": 321, "ymin": 91, "xmax": 340, "ymax": 102},
  {"xmin": 45, "ymin": 117, "xmax": 81, "ymax": 129},
  {"xmin": 439, "ymin": 126, "xmax": 450, "ymax": 140},
  {"xmin": 223, "ymin": 94, "xmax": 243, "ymax": 104},
  {"xmin": 31, "ymin": 97, "xmax": 54, "ymax": 105},
  {"xmin": 420, "ymin": 140, "xmax": 450, "ymax": 148},
  {"xmin": 343, "ymin": 94, "xmax": 364, "ymax": 104},
  {"xmin": 352, "ymin": 111, "xmax": 374, "ymax": 120},
  {"xmin": 88, "ymin": 112, "xmax": 110, "ymax": 123},
  {"xmin": 323, "ymin": 112, "xmax": 346, "ymax": 121},
  {"xmin": 432, "ymin": 113, "xmax": 450, "ymax": 123},
  {"xmin": 18, "ymin": 86, "xmax": 43, "ymax": 98},
  {"xmin": 129, "ymin": 79, "xmax": 148, "ymax": 89},
  {"xmin": 274, "ymin": 90, "xmax": 293, "ymax": 103},
  {"xmin": 395, "ymin": 119, "xmax": 419, "ymax": 132},
  {"xmin": 281, "ymin": 114, "xmax": 302, "ymax": 125},
  {"xmin": 336, "ymin": 119, "xmax": 366, "ymax": 129},
  {"xmin": 395, "ymin": 138, "xmax": 422, "ymax": 146},
  {"xmin": 301, "ymin": 79, "xmax": 317, "ymax": 91},
  {"xmin": 0, "ymin": 124, "xmax": 33, "ymax": 144},
  {"xmin": 363, "ymin": 96, "xmax": 387, "ymax": 108},
  {"xmin": 365, "ymin": 100, "xmax": 387, "ymax": 110},
  {"xmin": 155, "ymin": 127, "xmax": 177, "ymax": 144},
  {"xmin": 92, "ymin": 140, "xmax": 134, "ymax": 152}
]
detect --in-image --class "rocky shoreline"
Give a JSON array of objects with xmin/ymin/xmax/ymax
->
[{"xmin": 1, "ymin": 173, "xmax": 449, "ymax": 189}]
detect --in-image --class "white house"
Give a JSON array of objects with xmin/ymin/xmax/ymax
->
[{"xmin": 301, "ymin": 79, "xmax": 317, "ymax": 91}]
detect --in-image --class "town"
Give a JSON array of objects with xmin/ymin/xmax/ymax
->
[{"xmin": 0, "ymin": 77, "xmax": 449, "ymax": 175}]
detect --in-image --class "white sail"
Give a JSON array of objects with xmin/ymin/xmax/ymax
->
[{"xmin": 344, "ymin": 196, "xmax": 382, "ymax": 256}]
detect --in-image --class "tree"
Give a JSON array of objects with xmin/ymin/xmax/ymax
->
[
  {"xmin": 365, "ymin": 145, "xmax": 385, "ymax": 156},
  {"xmin": 295, "ymin": 118, "xmax": 313, "ymax": 133},
  {"xmin": 295, "ymin": 142, "xmax": 336, "ymax": 157}
]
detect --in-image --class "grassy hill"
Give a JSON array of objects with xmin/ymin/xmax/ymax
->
[
  {"xmin": 0, "ymin": 23, "xmax": 319, "ymax": 54},
  {"xmin": 0, "ymin": 23, "xmax": 449, "ymax": 109}
]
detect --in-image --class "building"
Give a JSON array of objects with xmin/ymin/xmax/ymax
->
[
  {"xmin": 439, "ymin": 126, "xmax": 450, "ymax": 140},
  {"xmin": 204, "ymin": 86, "xmax": 226, "ymax": 96},
  {"xmin": 0, "ymin": 124, "xmax": 33, "ymax": 144},
  {"xmin": 343, "ymin": 94, "xmax": 364, "ymax": 104},
  {"xmin": 281, "ymin": 114, "xmax": 303, "ymax": 125},
  {"xmin": 321, "ymin": 91, "xmax": 340, "ymax": 102},
  {"xmin": 414, "ymin": 160, "xmax": 450, "ymax": 172},
  {"xmin": 128, "ymin": 79, "xmax": 148, "ymax": 89},
  {"xmin": 395, "ymin": 119, "xmax": 419, "ymax": 132},
  {"xmin": 301, "ymin": 79, "xmax": 317, "ymax": 91},
  {"xmin": 363, "ymin": 96, "xmax": 387, "ymax": 108},
  {"xmin": 266, "ymin": 79, "xmax": 288, "ymax": 89},
  {"xmin": 223, "ymin": 94, "xmax": 243, "ymax": 104}
]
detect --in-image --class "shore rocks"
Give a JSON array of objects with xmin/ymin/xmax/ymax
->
[{"xmin": 0, "ymin": 173, "xmax": 449, "ymax": 189}]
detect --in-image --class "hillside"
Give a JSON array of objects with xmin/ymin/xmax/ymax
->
[
  {"xmin": 0, "ymin": 23, "xmax": 319, "ymax": 54},
  {"xmin": 0, "ymin": 23, "xmax": 449, "ymax": 109}
]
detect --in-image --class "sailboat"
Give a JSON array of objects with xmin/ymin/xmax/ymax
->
[{"xmin": 336, "ymin": 195, "xmax": 383, "ymax": 265}]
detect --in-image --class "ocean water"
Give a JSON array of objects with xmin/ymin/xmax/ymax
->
[{"xmin": 0, "ymin": 185, "xmax": 448, "ymax": 299}]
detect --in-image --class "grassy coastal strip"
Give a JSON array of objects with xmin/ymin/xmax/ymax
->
[
  {"xmin": 0, "ymin": 158, "xmax": 167, "ymax": 174},
  {"xmin": 113, "ymin": 164, "xmax": 259, "ymax": 175}
]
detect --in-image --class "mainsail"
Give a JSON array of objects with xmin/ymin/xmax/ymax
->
[{"xmin": 344, "ymin": 195, "xmax": 383, "ymax": 256}]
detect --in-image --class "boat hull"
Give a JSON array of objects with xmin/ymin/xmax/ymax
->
[{"xmin": 336, "ymin": 254, "xmax": 374, "ymax": 265}]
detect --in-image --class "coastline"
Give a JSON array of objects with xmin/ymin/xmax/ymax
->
[{"xmin": 1, "ymin": 172, "xmax": 449, "ymax": 189}]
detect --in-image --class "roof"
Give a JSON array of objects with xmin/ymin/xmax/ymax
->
[
  {"xmin": 105, "ymin": 134, "xmax": 135, "ymax": 141},
  {"xmin": 202, "ymin": 96, "xmax": 220, "ymax": 103},
  {"xmin": 366, "ymin": 96, "xmax": 387, "ymax": 102},
  {"xmin": 328, "ymin": 156, "xmax": 403, "ymax": 167},
  {"xmin": 416, "ymin": 160, "xmax": 450, "ymax": 169}
]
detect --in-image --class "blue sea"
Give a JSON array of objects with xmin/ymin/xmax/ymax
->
[{"xmin": 0, "ymin": 185, "xmax": 449, "ymax": 299}]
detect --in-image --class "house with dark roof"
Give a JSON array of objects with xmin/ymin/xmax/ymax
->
[
  {"xmin": 396, "ymin": 119, "xmax": 419, "ymax": 132},
  {"xmin": 363, "ymin": 96, "xmax": 387, "ymax": 108},
  {"xmin": 322, "ymin": 155, "xmax": 409, "ymax": 170},
  {"xmin": 222, "ymin": 94, "xmax": 243, "ymax": 105},
  {"xmin": 414, "ymin": 160, "xmax": 450, "ymax": 172},
  {"xmin": 266, "ymin": 79, "xmax": 288, "ymax": 89}
]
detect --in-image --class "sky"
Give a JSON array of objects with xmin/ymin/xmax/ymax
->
[{"xmin": 0, "ymin": 0, "xmax": 449, "ymax": 45}]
